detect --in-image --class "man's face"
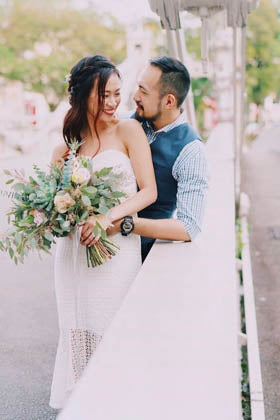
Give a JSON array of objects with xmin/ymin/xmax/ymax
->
[{"xmin": 133, "ymin": 65, "xmax": 162, "ymax": 122}]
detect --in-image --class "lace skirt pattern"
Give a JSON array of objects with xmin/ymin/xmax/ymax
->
[{"xmin": 49, "ymin": 231, "xmax": 141, "ymax": 409}]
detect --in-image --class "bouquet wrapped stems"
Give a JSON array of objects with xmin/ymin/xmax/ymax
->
[{"xmin": 86, "ymin": 238, "xmax": 120, "ymax": 267}]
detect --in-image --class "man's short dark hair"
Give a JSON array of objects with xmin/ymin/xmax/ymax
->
[{"xmin": 150, "ymin": 56, "xmax": 190, "ymax": 107}]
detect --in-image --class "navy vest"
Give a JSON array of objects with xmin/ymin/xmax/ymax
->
[{"xmin": 139, "ymin": 122, "xmax": 201, "ymax": 260}]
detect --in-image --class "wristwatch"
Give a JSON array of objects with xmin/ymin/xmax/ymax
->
[{"xmin": 120, "ymin": 216, "xmax": 134, "ymax": 236}]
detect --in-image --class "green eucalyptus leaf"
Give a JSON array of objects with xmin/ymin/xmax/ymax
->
[
  {"xmin": 9, "ymin": 247, "xmax": 14, "ymax": 258},
  {"xmin": 98, "ymin": 206, "xmax": 108, "ymax": 214},
  {"xmin": 82, "ymin": 195, "xmax": 91, "ymax": 207},
  {"xmin": 12, "ymin": 183, "xmax": 25, "ymax": 192},
  {"xmin": 80, "ymin": 212, "xmax": 88, "ymax": 222},
  {"xmin": 83, "ymin": 186, "xmax": 97, "ymax": 195},
  {"xmin": 96, "ymin": 167, "xmax": 112, "ymax": 177},
  {"xmin": 44, "ymin": 231, "xmax": 54, "ymax": 242},
  {"xmin": 29, "ymin": 193, "xmax": 36, "ymax": 201},
  {"xmin": 112, "ymin": 191, "xmax": 126, "ymax": 198},
  {"xmin": 61, "ymin": 220, "xmax": 71, "ymax": 229}
]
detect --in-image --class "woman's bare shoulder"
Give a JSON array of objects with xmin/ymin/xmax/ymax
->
[
  {"xmin": 117, "ymin": 118, "xmax": 142, "ymax": 131},
  {"xmin": 51, "ymin": 142, "xmax": 69, "ymax": 164},
  {"xmin": 116, "ymin": 119, "xmax": 144, "ymax": 140}
]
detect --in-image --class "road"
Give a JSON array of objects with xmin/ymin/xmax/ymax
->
[
  {"xmin": 0, "ymin": 147, "xmax": 59, "ymax": 420},
  {"xmin": 241, "ymin": 123, "xmax": 280, "ymax": 420}
]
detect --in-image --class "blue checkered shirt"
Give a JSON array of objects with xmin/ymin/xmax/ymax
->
[{"xmin": 141, "ymin": 112, "xmax": 208, "ymax": 240}]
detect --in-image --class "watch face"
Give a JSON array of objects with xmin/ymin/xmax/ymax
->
[
  {"xmin": 121, "ymin": 217, "xmax": 134, "ymax": 235},
  {"xmin": 123, "ymin": 221, "xmax": 132, "ymax": 232}
]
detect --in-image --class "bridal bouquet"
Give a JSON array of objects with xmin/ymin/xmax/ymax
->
[{"xmin": 0, "ymin": 142, "xmax": 126, "ymax": 267}]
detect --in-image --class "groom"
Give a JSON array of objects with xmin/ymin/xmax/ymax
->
[{"xmin": 115, "ymin": 56, "xmax": 208, "ymax": 261}]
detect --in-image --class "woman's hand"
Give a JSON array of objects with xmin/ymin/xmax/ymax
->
[{"xmin": 80, "ymin": 214, "xmax": 112, "ymax": 247}]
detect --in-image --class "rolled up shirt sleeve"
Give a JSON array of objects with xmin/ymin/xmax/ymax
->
[{"xmin": 172, "ymin": 140, "xmax": 209, "ymax": 240}]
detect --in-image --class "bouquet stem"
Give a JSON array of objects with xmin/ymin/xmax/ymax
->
[{"xmin": 86, "ymin": 238, "xmax": 120, "ymax": 268}]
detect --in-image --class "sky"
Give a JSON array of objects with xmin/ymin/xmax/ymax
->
[{"xmin": 72, "ymin": 0, "xmax": 159, "ymax": 23}]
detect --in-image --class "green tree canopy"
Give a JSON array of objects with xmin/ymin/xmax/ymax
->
[
  {"xmin": 0, "ymin": 0, "xmax": 126, "ymax": 108},
  {"xmin": 246, "ymin": 0, "xmax": 280, "ymax": 105}
]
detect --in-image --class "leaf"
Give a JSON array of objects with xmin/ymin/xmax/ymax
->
[
  {"xmin": 12, "ymin": 183, "xmax": 25, "ymax": 192},
  {"xmin": 93, "ymin": 224, "xmax": 99, "ymax": 237},
  {"xmin": 9, "ymin": 247, "xmax": 14, "ymax": 259},
  {"xmin": 30, "ymin": 238, "xmax": 37, "ymax": 249},
  {"xmin": 28, "ymin": 193, "xmax": 36, "ymax": 201},
  {"xmin": 96, "ymin": 167, "xmax": 112, "ymax": 177},
  {"xmin": 52, "ymin": 227, "xmax": 63, "ymax": 234},
  {"xmin": 14, "ymin": 256, "xmax": 18, "ymax": 265},
  {"xmin": 80, "ymin": 212, "xmax": 88, "ymax": 222},
  {"xmin": 6, "ymin": 179, "xmax": 14, "ymax": 184},
  {"xmin": 61, "ymin": 220, "xmax": 71, "ymax": 229},
  {"xmin": 82, "ymin": 195, "xmax": 91, "ymax": 207},
  {"xmin": 14, "ymin": 232, "xmax": 22, "ymax": 246},
  {"xmin": 29, "ymin": 176, "xmax": 38, "ymax": 185},
  {"xmin": 112, "ymin": 191, "xmax": 126, "ymax": 198},
  {"xmin": 4, "ymin": 169, "xmax": 11, "ymax": 176},
  {"xmin": 101, "ymin": 229, "xmax": 107, "ymax": 240},
  {"xmin": 98, "ymin": 206, "xmax": 108, "ymax": 214},
  {"xmin": 82, "ymin": 186, "xmax": 97, "ymax": 195},
  {"xmin": 44, "ymin": 231, "xmax": 54, "ymax": 242}
]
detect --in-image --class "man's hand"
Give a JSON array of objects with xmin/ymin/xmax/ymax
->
[{"xmin": 107, "ymin": 220, "xmax": 121, "ymax": 236}]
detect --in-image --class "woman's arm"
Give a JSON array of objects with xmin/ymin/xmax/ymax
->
[
  {"xmin": 80, "ymin": 120, "xmax": 157, "ymax": 246},
  {"xmin": 108, "ymin": 119, "xmax": 157, "ymax": 221}
]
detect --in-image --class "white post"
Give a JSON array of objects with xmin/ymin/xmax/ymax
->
[
  {"xmin": 165, "ymin": 27, "xmax": 179, "ymax": 58},
  {"xmin": 175, "ymin": 28, "xmax": 198, "ymax": 130}
]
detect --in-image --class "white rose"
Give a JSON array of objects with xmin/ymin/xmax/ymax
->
[
  {"xmin": 54, "ymin": 192, "xmax": 75, "ymax": 214},
  {"xmin": 72, "ymin": 167, "xmax": 91, "ymax": 185}
]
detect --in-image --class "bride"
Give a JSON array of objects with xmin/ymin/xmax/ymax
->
[{"xmin": 49, "ymin": 55, "xmax": 157, "ymax": 409}]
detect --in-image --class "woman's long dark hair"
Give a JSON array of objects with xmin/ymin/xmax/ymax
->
[{"xmin": 63, "ymin": 55, "xmax": 120, "ymax": 157}]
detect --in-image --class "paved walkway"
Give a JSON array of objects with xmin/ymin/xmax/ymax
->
[
  {"xmin": 0, "ymin": 148, "xmax": 59, "ymax": 419},
  {"xmin": 241, "ymin": 123, "xmax": 280, "ymax": 420}
]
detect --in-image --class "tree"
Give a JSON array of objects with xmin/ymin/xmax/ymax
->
[
  {"xmin": 246, "ymin": 0, "xmax": 280, "ymax": 105},
  {"xmin": 0, "ymin": 0, "xmax": 126, "ymax": 108}
]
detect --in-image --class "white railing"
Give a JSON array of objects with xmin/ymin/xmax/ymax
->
[
  {"xmin": 240, "ymin": 193, "xmax": 265, "ymax": 420},
  {"xmin": 58, "ymin": 121, "xmax": 242, "ymax": 420}
]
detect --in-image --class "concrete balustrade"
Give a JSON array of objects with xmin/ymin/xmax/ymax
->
[{"xmin": 59, "ymin": 122, "xmax": 241, "ymax": 420}]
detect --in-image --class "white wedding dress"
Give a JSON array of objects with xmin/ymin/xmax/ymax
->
[{"xmin": 49, "ymin": 150, "xmax": 141, "ymax": 409}]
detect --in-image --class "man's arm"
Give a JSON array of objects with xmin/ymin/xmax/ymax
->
[
  {"xmin": 133, "ymin": 217, "xmax": 190, "ymax": 241},
  {"xmin": 108, "ymin": 140, "xmax": 208, "ymax": 241},
  {"xmin": 173, "ymin": 140, "xmax": 208, "ymax": 240}
]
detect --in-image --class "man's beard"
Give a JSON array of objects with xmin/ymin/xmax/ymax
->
[{"xmin": 135, "ymin": 103, "xmax": 162, "ymax": 124}]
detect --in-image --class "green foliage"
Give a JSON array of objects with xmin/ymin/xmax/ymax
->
[
  {"xmin": 192, "ymin": 77, "xmax": 213, "ymax": 131},
  {"xmin": 0, "ymin": 143, "xmax": 126, "ymax": 267},
  {"xmin": 0, "ymin": 0, "xmax": 126, "ymax": 107},
  {"xmin": 185, "ymin": 28, "xmax": 201, "ymax": 61},
  {"xmin": 246, "ymin": 0, "xmax": 280, "ymax": 105}
]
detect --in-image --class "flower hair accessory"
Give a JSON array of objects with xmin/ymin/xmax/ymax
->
[{"xmin": 65, "ymin": 73, "xmax": 71, "ymax": 83}]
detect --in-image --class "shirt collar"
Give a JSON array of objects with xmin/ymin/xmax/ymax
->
[{"xmin": 146, "ymin": 109, "xmax": 187, "ymax": 134}]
